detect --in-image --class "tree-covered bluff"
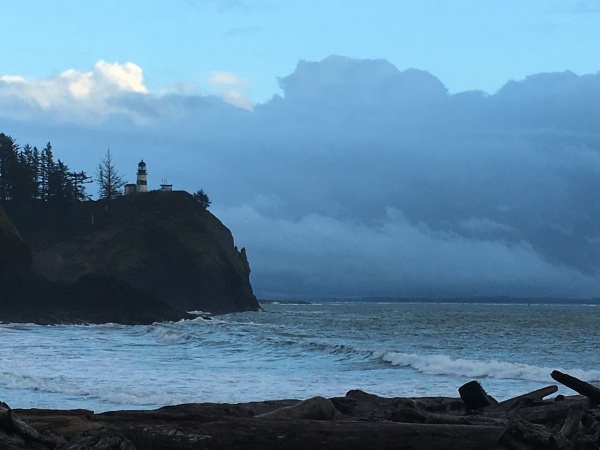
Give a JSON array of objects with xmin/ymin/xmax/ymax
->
[
  {"xmin": 3, "ymin": 191, "xmax": 259, "ymax": 315},
  {"xmin": 0, "ymin": 132, "xmax": 259, "ymax": 322}
]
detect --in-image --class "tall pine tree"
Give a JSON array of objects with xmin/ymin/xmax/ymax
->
[
  {"xmin": 96, "ymin": 149, "xmax": 125, "ymax": 200},
  {"xmin": 40, "ymin": 142, "xmax": 54, "ymax": 201}
]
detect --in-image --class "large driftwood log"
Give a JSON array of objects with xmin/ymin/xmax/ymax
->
[
  {"xmin": 16, "ymin": 408, "xmax": 507, "ymax": 450},
  {"xmin": 498, "ymin": 415, "xmax": 569, "ymax": 450},
  {"xmin": 190, "ymin": 419, "xmax": 506, "ymax": 450},
  {"xmin": 391, "ymin": 404, "xmax": 507, "ymax": 426},
  {"xmin": 61, "ymin": 429, "xmax": 136, "ymax": 450},
  {"xmin": 256, "ymin": 396, "xmax": 337, "ymax": 420},
  {"xmin": 493, "ymin": 385, "xmax": 558, "ymax": 411},
  {"xmin": 507, "ymin": 399, "xmax": 587, "ymax": 425},
  {"xmin": 15, "ymin": 386, "xmax": 600, "ymax": 450},
  {"xmin": 559, "ymin": 403, "xmax": 585, "ymax": 440},
  {"xmin": 0, "ymin": 404, "xmax": 65, "ymax": 449},
  {"xmin": 551, "ymin": 370, "xmax": 600, "ymax": 404}
]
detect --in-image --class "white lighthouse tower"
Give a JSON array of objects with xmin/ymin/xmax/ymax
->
[{"xmin": 136, "ymin": 160, "xmax": 148, "ymax": 193}]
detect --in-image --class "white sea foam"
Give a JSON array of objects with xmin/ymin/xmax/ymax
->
[
  {"xmin": 0, "ymin": 302, "xmax": 598, "ymax": 411},
  {"xmin": 377, "ymin": 351, "xmax": 600, "ymax": 383}
]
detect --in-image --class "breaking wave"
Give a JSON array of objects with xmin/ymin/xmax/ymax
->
[{"xmin": 374, "ymin": 351, "xmax": 600, "ymax": 383}]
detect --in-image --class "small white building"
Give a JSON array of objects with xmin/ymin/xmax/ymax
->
[
  {"xmin": 160, "ymin": 179, "xmax": 173, "ymax": 192},
  {"xmin": 124, "ymin": 183, "xmax": 136, "ymax": 195}
]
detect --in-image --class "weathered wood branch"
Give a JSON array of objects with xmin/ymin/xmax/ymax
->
[
  {"xmin": 498, "ymin": 415, "xmax": 569, "ymax": 450},
  {"xmin": 551, "ymin": 370, "xmax": 600, "ymax": 404},
  {"xmin": 507, "ymin": 400, "xmax": 587, "ymax": 425},
  {"xmin": 559, "ymin": 403, "xmax": 585, "ymax": 440},
  {"xmin": 493, "ymin": 385, "xmax": 558, "ymax": 412},
  {"xmin": 391, "ymin": 405, "xmax": 507, "ymax": 426}
]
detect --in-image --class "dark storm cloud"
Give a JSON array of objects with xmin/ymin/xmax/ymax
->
[{"xmin": 3, "ymin": 56, "xmax": 600, "ymax": 298}]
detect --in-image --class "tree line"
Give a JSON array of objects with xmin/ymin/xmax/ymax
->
[
  {"xmin": 0, "ymin": 133, "xmax": 132, "ymax": 203},
  {"xmin": 0, "ymin": 133, "xmax": 92, "ymax": 203},
  {"xmin": 1, "ymin": 132, "xmax": 211, "ymax": 207}
]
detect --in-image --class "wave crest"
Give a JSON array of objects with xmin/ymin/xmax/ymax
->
[{"xmin": 376, "ymin": 351, "xmax": 600, "ymax": 383}]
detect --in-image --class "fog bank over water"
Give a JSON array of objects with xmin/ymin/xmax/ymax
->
[{"xmin": 3, "ymin": 56, "xmax": 600, "ymax": 298}]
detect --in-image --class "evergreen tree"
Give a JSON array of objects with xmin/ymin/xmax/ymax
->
[
  {"xmin": 68, "ymin": 170, "xmax": 93, "ymax": 201},
  {"xmin": 11, "ymin": 150, "xmax": 33, "ymax": 201},
  {"xmin": 40, "ymin": 142, "xmax": 54, "ymax": 200},
  {"xmin": 47, "ymin": 159, "xmax": 74, "ymax": 201},
  {"xmin": 96, "ymin": 149, "xmax": 125, "ymax": 200},
  {"xmin": 0, "ymin": 134, "xmax": 89, "ymax": 203},
  {"xmin": 0, "ymin": 133, "xmax": 20, "ymax": 201},
  {"xmin": 32, "ymin": 146, "xmax": 41, "ymax": 199},
  {"xmin": 17, "ymin": 144, "xmax": 40, "ymax": 200},
  {"xmin": 193, "ymin": 189, "xmax": 211, "ymax": 210}
]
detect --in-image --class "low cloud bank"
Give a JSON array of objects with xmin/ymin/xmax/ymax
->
[{"xmin": 3, "ymin": 56, "xmax": 600, "ymax": 298}]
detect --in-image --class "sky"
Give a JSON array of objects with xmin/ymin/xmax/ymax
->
[
  {"xmin": 1, "ymin": 0, "xmax": 600, "ymax": 103},
  {"xmin": 1, "ymin": 1, "xmax": 600, "ymax": 299}
]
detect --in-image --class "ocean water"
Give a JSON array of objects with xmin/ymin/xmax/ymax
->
[{"xmin": 0, "ymin": 301, "xmax": 599, "ymax": 412}]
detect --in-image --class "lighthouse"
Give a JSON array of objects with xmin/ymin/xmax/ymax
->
[{"xmin": 136, "ymin": 160, "xmax": 148, "ymax": 193}]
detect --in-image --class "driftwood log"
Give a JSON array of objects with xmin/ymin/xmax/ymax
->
[
  {"xmin": 0, "ymin": 403, "xmax": 65, "ymax": 449},
  {"xmin": 493, "ymin": 385, "xmax": 558, "ymax": 412},
  {"xmin": 496, "ymin": 371, "xmax": 600, "ymax": 450},
  {"xmin": 551, "ymin": 370, "xmax": 600, "ymax": 405},
  {"xmin": 12, "ymin": 403, "xmax": 506, "ymax": 450},
  {"xmin": 0, "ymin": 372, "xmax": 597, "ymax": 449},
  {"xmin": 498, "ymin": 415, "xmax": 569, "ymax": 450}
]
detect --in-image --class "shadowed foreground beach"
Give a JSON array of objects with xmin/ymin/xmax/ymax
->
[{"xmin": 2, "ymin": 378, "xmax": 599, "ymax": 450}]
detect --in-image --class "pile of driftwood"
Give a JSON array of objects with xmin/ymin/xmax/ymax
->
[
  {"xmin": 458, "ymin": 370, "xmax": 600, "ymax": 450},
  {"xmin": 0, "ymin": 370, "xmax": 598, "ymax": 449}
]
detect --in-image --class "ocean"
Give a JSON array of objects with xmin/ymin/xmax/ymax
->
[{"xmin": 0, "ymin": 301, "xmax": 598, "ymax": 412}]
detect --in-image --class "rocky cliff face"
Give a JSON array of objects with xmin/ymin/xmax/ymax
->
[
  {"xmin": 0, "ymin": 204, "xmax": 30, "ymax": 281},
  {"xmin": 4, "ymin": 191, "xmax": 260, "ymax": 314},
  {"xmin": 0, "ymin": 203, "xmax": 195, "ymax": 324}
]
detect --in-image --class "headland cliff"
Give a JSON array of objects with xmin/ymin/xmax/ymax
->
[{"xmin": 0, "ymin": 191, "xmax": 260, "ymax": 323}]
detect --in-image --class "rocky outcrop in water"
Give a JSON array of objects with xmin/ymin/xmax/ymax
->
[{"xmin": 3, "ymin": 191, "xmax": 260, "ymax": 315}]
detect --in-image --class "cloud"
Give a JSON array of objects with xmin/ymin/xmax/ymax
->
[
  {"xmin": 0, "ymin": 75, "xmax": 27, "ymax": 83},
  {"xmin": 0, "ymin": 61, "xmax": 255, "ymax": 122},
  {"xmin": 218, "ymin": 89, "xmax": 253, "ymax": 110},
  {"xmin": 0, "ymin": 61, "xmax": 149, "ymax": 123},
  {"xmin": 208, "ymin": 71, "xmax": 253, "ymax": 110},
  {"xmin": 214, "ymin": 205, "xmax": 600, "ymax": 298},
  {"xmin": 4, "ymin": 56, "xmax": 600, "ymax": 299},
  {"xmin": 92, "ymin": 61, "xmax": 148, "ymax": 94},
  {"xmin": 209, "ymin": 71, "xmax": 248, "ymax": 86}
]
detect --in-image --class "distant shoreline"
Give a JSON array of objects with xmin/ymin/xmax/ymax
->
[{"xmin": 259, "ymin": 297, "xmax": 600, "ymax": 306}]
